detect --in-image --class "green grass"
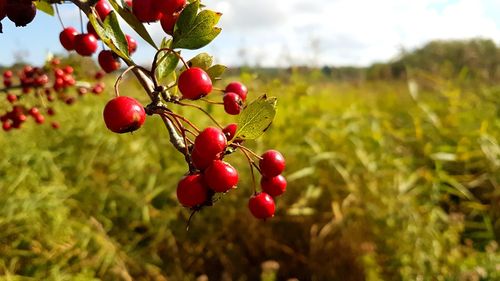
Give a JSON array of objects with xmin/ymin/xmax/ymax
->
[{"xmin": 0, "ymin": 71, "xmax": 498, "ymax": 280}]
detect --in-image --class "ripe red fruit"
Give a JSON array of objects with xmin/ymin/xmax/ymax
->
[
  {"xmin": 87, "ymin": 22, "xmax": 99, "ymax": 39},
  {"xmin": 160, "ymin": 12, "xmax": 179, "ymax": 35},
  {"xmin": 204, "ymin": 160, "xmax": 239, "ymax": 193},
  {"xmin": 6, "ymin": 0, "xmax": 36, "ymax": 27},
  {"xmin": 28, "ymin": 107, "xmax": 39, "ymax": 116},
  {"xmin": 176, "ymin": 174, "xmax": 209, "ymax": 207},
  {"xmin": 194, "ymin": 127, "xmax": 227, "ymax": 159},
  {"xmin": 191, "ymin": 148, "xmax": 214, "ymax": 170},
  {"xmin": 223, "ymin": 92, "xmax": 243, "ymax": 115},
  {"xmin": 222, "ymin": 123, "xmax": 237, "ymax": 141},
  {"xmin": 124, "ymin": 0, "xmax": 132, "ymax": 8},
  {"xmin": 6, "ymin": 94, "xmax": 16, "ymax": 103},
  {"xmin": 103, "ymin": 96, "xmax": 146, "ymax": 133},
  {"xmin": 156, "ymin": 0, "xmax": 185, "ymax": 15},
  {"xmin": 95, "ymin": 0, "xmax": 112, "ymax": 20},
  {"xmin": 0, "ymin": 0, "xmax": 6, "ymax": 21},
  {"xmin": 3, "ymin": 70, "xmax": 12, "ymax": 79},
  {"xmin": 261, "ymin": 175, "xmax": 287, "ymax": 197},
  {"xmin": 59, "ymin": 27, "xmax": 78, "ymax": 51},
  {"xmin": 126, "ymin": 35, "xmax": 137, "ymax": 54},
  {"xmin": 248, "ymin": 192, "xmax": 276, "ymax": 219},
  {"xmin": 132, "ymin": 0, "xmax": 161, "ymax": 22},
  {"xmin": 98, "ymin": 50, "xmax": 121, "ymax": 73},
  {"xmin": 225, "ymin": 82, "xmax": 248, "ymax": 101},
  {"xmin": 74, "ymin": 34, "xmax": 98, "ymax": 56},
  {"xmin": 34, "ymin": 114, "xmax": 45, "ymax": 124},
  {"xmin": 178, "ymin": 67, "xmax": 213, "ymax": 100},
  {"xmin": 51, "ymin": 122, "xmax": 60, "ymax": 129},
  {"xmin": 259, "ymin": 150, "xmax": 285, "ymax": 177}
]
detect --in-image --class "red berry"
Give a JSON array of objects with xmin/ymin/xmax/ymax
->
[
  {"xmin": 28, "ymin": 107, "xmax": 39, "ymax": 116},
  {"xmin": 74, "ymin": 34, "xmax": 98, "ymax": 56},
  {"xmin": 6, "ymin": 94, "xmax": 16, "ymax": 103},
  {"xmin": 132, "ymin": 0, "xmax": 161, "ymax": 22},
  {"xmin": 95, "ymin": 0, "xmax": 112, "ymax": 20},
  {"xmin": 126, "ymin": 35, "xmax": 137, "ymax": 54},
  {"xmin": 98, "ymin": 50, "xmax": 121, "ymax": 73},
  {"xmin": 176, "ymin": 174, "xmax": 209, "ymax": 207},
  {"xmin": 6, "ymin": 0, "xmax": 36, "ymax": 27},
  {"xmin": 0, "ymin": 0, "xmax": 6, "ymax": 21},
  {"xmin": 261, "ymin": 175, "xmax": 287, "ymax": 197},
  {"xmin": 194, "ymin": 127, "xmax": 227, "ymax": 159},
  {"xmin": 3, "ymin": 70, "xmax": 13, "ymax": 79},
  {"xmin": 259, "ymin": 150, "xmax": 285, "ymax": 177},
  {"xmin": 3, "ymin": 79, "xmax": 12, "ymax": 87},
  {"xmin": 222, "ymin": 123, "xmax": 237, "ymax": 141},
  {"xmin": 160, "ymin": 12, "xmax": 179, "ymax": 35},
  {"xmin": 223, "ymin": 92, "xmax": 243, "ymax": 115},
  {"xmin": 248, "ymin": 193, "xmax": 275, "ymax": 219},
  {"xmin": 87, "ymin": 21, "xmax": 99, "ymax": 39},
  {"xmin": 60, "ymin": 27, "xmax": 79, "ymax": 51},
  {"xmin": 204, "ymin": 160, "xmax": 239, "ymax": 193},
  {"xmin": 225, "ymin": 82, "xmax": 248, "ymax": 101},
  {"xmin": 64, "ymin": 66, "xmax": 74, "ymax": 74},
  {"xmin": 2, "ymin": 121, "xmax": 11, "ymax": 131},
  {"xmin": 191, "ymin": 148, "xmax": 215, "ymax": 171},
  {"xmin": 178, "ymin": 67, "xmax": 213, "ymax": 100},
  {"xmin": 95, "ymin": 71, "xmax": 105, "ymax": 80},
  {"xmin": 124, "ymin": 0, "xmax": 132, "ymax": 8},
  {"xmin": 103, "ymin": 96, "xmax": 146, "ymax": 133},
  {"xmin": 47, "ymin": 108, "xmax": 55, "ymax": 116},
  {"xmin": 51, "ymin": 122, "xmax": 60, "ymax": 129},
  {"xmin": 156, "ymin": 0, "xmax": 185, "ymax": 15},
  {"xmin": 35, "ymin": 114, "xmax": 45, "ymax": 124}
]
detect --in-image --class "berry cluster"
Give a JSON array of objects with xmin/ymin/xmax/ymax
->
[
  {"xmin": 0, "ymin": 0, "xmax": 37, "ymax": 30},
  {"xmin": 130, "ymin": 0, "xmax": 186, "ymax": 35},
  {"xmin": 58, "ymin": 0, "xmax": 138, "ymax": 74},
  {"xmin": 102, "ymin": 67, "xmax": 287, "ymax": 220},
  {"xmin": 1, "ymin": 59, "xmax": 105, "ymax": 132}
]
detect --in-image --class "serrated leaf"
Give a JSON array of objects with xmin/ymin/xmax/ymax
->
[
  {"xmin": 206, "ymin": 64, "xmax": 227, "ymax": 81},
  {"xmin": 89, "ymin": 12, "xmax": 131, "ymax": 62},
  {"xmin": 155, "ymin": 39, "xmax": 180, "ymax": 83},
  {"xmin": 173, "ymin": 2, "xmax": 222, "ymax": 50},
  {"xmin": 236, "ymin": 95, "xmax": 277, "ymax": 140},
  {"xmin": 107, "ymin": 0, "xmax": 158, "ymax": 50},
  {"xmin": 35, "ymin": 1, "xmax": 54, "ymax": 16}
]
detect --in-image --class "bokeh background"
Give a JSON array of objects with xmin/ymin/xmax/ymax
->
[{"xmin": 0, "ymin": 0, "xmax": 499, "ymax": 280}]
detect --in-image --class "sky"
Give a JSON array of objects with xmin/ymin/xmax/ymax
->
[{"xmin": 0, "ymin": 0, "xmax": 499, "ymax": 67}]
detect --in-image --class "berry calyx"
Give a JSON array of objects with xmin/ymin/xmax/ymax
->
[
  {"xmin": 98, "ymin": 50, "xmax": 121, "ymax": 73},
  {"xmin": 6, "ymin": 0, "xmax": 36, "ymax": 27},
  {"xmin": 126, "ymin": 35, "xmax": 137, "ymax": 54},
  {"xmin": 225, "ymin": 82, "xmax": 248, "ymax": 101},
  {"xmin": 103, "ymin": 96, "xmax": 146, "ymax": 133},
  {"xmin": 95, "ymin": 0, "xmax": 112, "ymax": 20},
  {"xmin": 178, "ymin": 67, "xmax": 213, "ymax": 100},
  {"xmin": 132, "ymin": 0, "xmax": 162, "ymax": 22},
  {"xmin": 204, "ymin": 160, "xmax": 239, "ymax": 193},
  {"xmin": 223, "ymin": 92, "xmax": 243, "ymax": 115},
  {"xmin": 248, "ymin": 192, "xmax": 275, "ymax": 219},
  {"xmin": 176, "ymin": 174, "xmax": 210, "ymax": 208},
  {"xmin": 74, "ymin": 34, "xmax": 98, "ymax": 56},
  {"xmin": 259, "ymin": 150, "xmax": 285, "ymax": 177},
  {"xmin": 160, "ymin": 12, "xmax": 179, "ymax": 36},
  {"xmin": 156, "ymin": 0, "xmax": 186, "ymax": 15},
  {"xmin": 193, "ymin": 127, "xmax": 227, "ymax": 159},
  {"xmin": 261, "ymin": 175, "xmax": 287, "ymax": 197}
]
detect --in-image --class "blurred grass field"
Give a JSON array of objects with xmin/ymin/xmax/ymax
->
[{"xmin": 0, "ymin": 63, "xmax": 499, "ymax": 280}]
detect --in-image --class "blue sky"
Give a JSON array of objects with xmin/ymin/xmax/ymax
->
[{"xmin": 1, "ymin": 0, "xmax": 499, "ymax": 67}]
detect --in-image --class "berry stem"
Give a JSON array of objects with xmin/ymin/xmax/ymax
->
[
  {"xmin": 232, "ymin": 143, "xmax": 263, "ymax": 160},
  {"xmin": 241, "ymin": 148, "xmax": 258, "ymax": 195},
  {"xmin": 79, "ymin": 9, "xmax": 84, "ymax": 33},
  {"xmin": 174, "ymin": 101, "xmax": 223, "ymax": 129},
  {"xmin": 200, "ymin": 98, "xmax": 224, "ymax": 105},
  {"xmin": 55, "ymin": 4, "xmax": 65, "ymax": 29},
  {"xmin": 151, "ymin": 48, "xmax": 189, "ymax": 88}
]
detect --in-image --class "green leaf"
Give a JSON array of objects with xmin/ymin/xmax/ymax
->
[
  {"xmin": 89, "ymin": 12, "xmax": 131, "ymax": 62},
  {"xmin": 173, "ymin": 1, "xmax": 222, "ymax": 50},
  {"xmin": 236, "ymin": 95, "xmax": 277, "ymax": 140},
  {"xmin": 155, "ymin": 39, "xmax": 180, "ymax": 83},
  {"xmin": 185, "ymin": 53, "xmax": 213, "ymax": 70},
  {"xmin": 206, "ymin": 64, "xmax": 227, "ymax": 81},
  {"xmin": 35, "ymin": 1, "xmax": 54, "ymax": 16},
  {"xmin": 107, "ymin": 0, "xmax": 158, "ymax": 50}
]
